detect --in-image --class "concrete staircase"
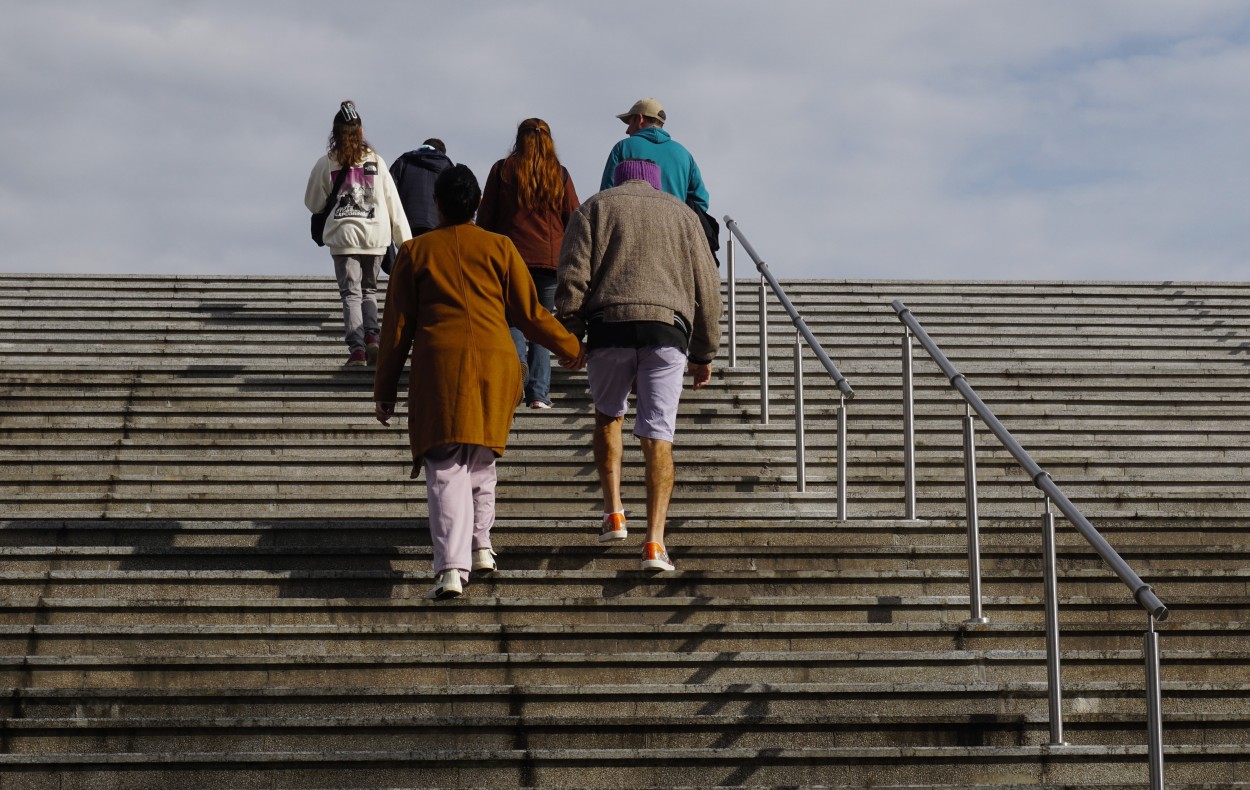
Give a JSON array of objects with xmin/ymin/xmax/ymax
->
[{"xmin": 1, "ymin": 274, "xmax": 1247, "ymax": 788}]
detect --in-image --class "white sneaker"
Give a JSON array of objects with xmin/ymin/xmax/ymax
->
[
  {"xmin": 428, "ymin": 569, "xmax": 463, "ymax": 600},
  {"xmin": 471, "ymin": 548, "xmax": 498, "ymax": 573}
]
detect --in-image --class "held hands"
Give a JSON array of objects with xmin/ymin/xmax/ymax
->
[
  {"xmin": 558, "ymin": 342, "xmax": 587, "ymax": 371},
  {"xmin": 375, "ymin": 401, "xmax": 395, "ymax": 426},
  {"xmin": 687, "ymin": 362, "xmax": 712, "ymax": 389}
]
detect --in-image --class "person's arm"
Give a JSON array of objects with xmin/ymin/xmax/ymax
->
[
  {"xmin": 554, "ymin": 207, "xmax": 593, "ymax": 340},
  {"xmin": 376, "ymin": 156, "xmax": 411, "ymax": 245},
  {"xmin": 504, "ymin": 238, "xmax": 583, "ymax": 367},
  {"xmin": 373, "ymin": 242, "xmax": 418, "ymax": 422},
  {"xmin": 560, "ymin": 168, "xmax": 580, "ymax": 228},
  {"xmin": 388, "ymin": 158, "xmax": 405, "ymax": 193},
  {"xmin": 686, "ymin": 361, "xmax": 712, "ymax": 389},
  {"xmin": 304, "ymin": 158, "xmax": 329, "ymax": 213},
  {"xmin": 686, "ymin": 212, "xmax": 723, "ymax": 367},
  {"xmin": 686, "ymin": 156, "xmax": 710, "ymax": 213},
  {"xmin": 599, "ymin": 142, "xmax": 624, "ymax": 192},
  {"xmin": 477, "ymin": 161, "xmax": 504, "ymax": 233}
]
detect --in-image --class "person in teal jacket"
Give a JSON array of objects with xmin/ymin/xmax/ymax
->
[{"xmin": 599, "ymin": 97, "xmax": 709, "ymax": 212}]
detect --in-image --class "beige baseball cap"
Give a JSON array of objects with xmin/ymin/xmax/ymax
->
[{"xmin": 616, "ymin": 97, "xmax": 666, "ymax": 125}]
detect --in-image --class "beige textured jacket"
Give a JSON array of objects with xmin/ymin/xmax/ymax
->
[{"xmin": 555, "ymin": 180, "xmax": 722, "ymax": 364}]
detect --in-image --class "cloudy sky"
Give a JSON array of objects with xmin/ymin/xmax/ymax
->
[{"xmin": 4, "ymin": 0, "xmax": 1249, "ymax": 281}]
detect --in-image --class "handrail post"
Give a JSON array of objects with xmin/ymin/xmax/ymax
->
[
  {"xmin": 963, "ymin": 403, "xmax": 988, "ymax": 625},
  {"xmin": 902, "ymin": 330, "xmax": 916, "ymax": 519},
  {"xmin": 1042, "ymin": 494, "xmax": 1066, "ymax": 745},
  {"xmin": 891, "ymin": 299, "xmax": 1168, "ymax": 621},
  {"xmin": 759, "ymin": 275, "xmax": 769, "ymax": 424},
  {"xmin": 794, "ymin": 332, "xmax": 806, "ymax": 492},
  {"xmin": 1146, "ymin": 613, "xmax": 1165, "ymax": 789},
  {"xmin": 727, "ymin": 234, "xmax": 737, "ymax": 368},
  {"xmin": 837, "ymin": 395, "xmax": 847, "ymax": 521}
]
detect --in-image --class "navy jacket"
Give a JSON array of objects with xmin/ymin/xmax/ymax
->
[{"xmin": 389, "ymin": 147, "xmax": 452, "ymax": 234}]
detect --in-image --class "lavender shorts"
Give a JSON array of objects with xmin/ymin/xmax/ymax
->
[{"xmin": 586, "ymin": 346, "xmax": 687, "ymax": 442}]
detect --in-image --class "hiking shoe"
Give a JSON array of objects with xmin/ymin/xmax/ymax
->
[
  {"xmin": 598, "ymin": 512, "xmax": 627, "ymax": 543},
  {"xmin": 471, "ymin": 547, "xmax": 497, "ymax": 573},
  {"xmin": 529, "ymin": 401, "xmax": 552, "ymax": 410},
  {"xmin": 641, "ymin": 542, "xmax": 675, "ymax": 571},
  {"xmin": 345, "ymin": 348, "xmax": 368, "ymax": 367},
  {"xmin": 365, "ymin": 334, "xmax": 380, "ymax": 365},
  {"xmin": 428, "ymin": 569, "xmax": 463, "ymax": 600}
]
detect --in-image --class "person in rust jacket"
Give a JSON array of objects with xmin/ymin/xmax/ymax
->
[
  {"xmin": 374, "ymin": 164, "xmax": 584, "ymax": 600},
  {"xmin": 477, "ymin": 118, "xmax": 580, "ymax": 409},
  {"xmin": 555, "ymin": 158, "xmax": 721, "ymax": 573}
]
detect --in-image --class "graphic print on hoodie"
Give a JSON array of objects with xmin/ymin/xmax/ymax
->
[{"xmin": 332, "ymin": 160, "xmax": 379, "ymax": 221}]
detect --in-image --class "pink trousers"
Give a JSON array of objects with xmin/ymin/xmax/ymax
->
[{"xmin": 423, "ymin": 443, "xmax": 497, "ymax": 584}]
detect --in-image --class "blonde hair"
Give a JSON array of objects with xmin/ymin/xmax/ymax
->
[{"xmin": 510, "ymin": 118, "xmax": 564, "ymax": 213}]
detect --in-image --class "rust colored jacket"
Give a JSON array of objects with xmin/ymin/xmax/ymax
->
[
  {"xmin": 374, "ymin": 223, "xmax": 582, "ymax": 472},
  {"xmin": 477, "ymin": 157, "xmax": 580, "ymax": 271}
]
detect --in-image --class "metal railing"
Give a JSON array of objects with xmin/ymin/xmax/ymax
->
[
  {"xmin": 891, "ymin": 299, "xmax": 1168, "ymax": 789},
  {"xmin": 723, "ymin": 217, "xmax": 853, "ymax": 517}
]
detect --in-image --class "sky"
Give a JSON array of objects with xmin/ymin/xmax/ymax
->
[{"xmin": 3, "ymin": 0, "xmax": 1249, "ymax": 282}]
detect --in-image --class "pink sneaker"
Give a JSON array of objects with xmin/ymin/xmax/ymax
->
[{"xmin": 345, "ymin": 348, "xmax": 368, "ymax": 367}]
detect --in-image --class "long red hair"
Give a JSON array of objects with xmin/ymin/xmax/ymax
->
[{"xmin": 510, "ymin": 118, "xmax": 564, "ymax": 213}]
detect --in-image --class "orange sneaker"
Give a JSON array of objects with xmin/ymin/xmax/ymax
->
[
  {"xmin": 641, "ymin": 541, "xmax": 674, "ymax": 571},
  {"xmin": 599, "ymin": 512, "xmax": 627, "ymax": 543}
]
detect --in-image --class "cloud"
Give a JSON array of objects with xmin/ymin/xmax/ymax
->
[{"xmin": 2, "ymin": 0, "xmax": 1249, "ymax": 281}]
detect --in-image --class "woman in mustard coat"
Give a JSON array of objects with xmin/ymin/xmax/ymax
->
[{"xmin": 373, "ymin": 164, "xmax": 584, "ymax": 600}]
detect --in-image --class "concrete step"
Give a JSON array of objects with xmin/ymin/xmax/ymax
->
[
  {"xmin": 2, "ymin": 620, "xmax": 1242, "ymax": 654},
  {"xmin": 5, "ymin": 541, "xmax": 1242, "ymax": 573},
  {"xmin": 0, "ymin": 594, "xmax": 1238, "ymax": 626},
  {"xmin": 0, "ymin": 567, "xmax": 1238, "ymax": 601},
  {"xmin": 0, "ymin": 744, "xmax": 1243, "ymax": 788},
  {"xmin": 4, "ymin": 275, "xmax": 1246, "ymax": 786},
  {"xmin": 7, "ymin": 648, "xmax": 1241, "ymax": 689},
  {"xmin": 5, "ymin": 712, "xmax": 1247, "ymax": 753}
]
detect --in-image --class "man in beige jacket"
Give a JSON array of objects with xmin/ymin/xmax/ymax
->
[{"xmin": 556, "ymin": 158, "xmax": 722, "ymax": 572}]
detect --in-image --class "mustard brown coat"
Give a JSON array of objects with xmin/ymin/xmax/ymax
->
[{"xmin": 374, "ymin": 223, "xmax": 582, "ymax": 474}]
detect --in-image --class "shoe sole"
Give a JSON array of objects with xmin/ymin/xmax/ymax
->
[
  {"xmin": 366, "ymin": 345, "xmax": 379, "ymax": 366},
  {"xmin": 344, "ymin": 360, "xmax": 367, "ymax": 367},
  {"xmin": 598, "ymin": 529, "xmax": 628, "ymax": 543},
  {"xmin": 428, "ymin": 587, "xmax": 462, "ymax": 600},
  {"xmin": 471, "ymin": 562, "xmax": 496, "ymax": 573},
  {"xmin": 640, "ymin": 559, "xmax": 675, "ymax": 571}
]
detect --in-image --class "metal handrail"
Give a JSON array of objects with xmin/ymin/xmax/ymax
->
[
  {"xmin": 891, "ymin": 298, "xmax": 1167, "ymax": 788},
  {"xmin": 726, "ymin": 218, "xmax": 855, "ymax": 399},
  {"xmin": 724, "ymin": 216, "xmax": 853, "ymax": 517},
  {"xmin": 892, "ymin": 299, "xmax": 1166, "ymax": 619}
]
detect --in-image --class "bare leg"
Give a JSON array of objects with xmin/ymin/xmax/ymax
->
[
  {"xmin": 593, "ymin": 411, "xmax": 625, "ymax": 514},
  {"xmin": 639, "ymin": 437, "xmax": 674, "ymax": 545}
]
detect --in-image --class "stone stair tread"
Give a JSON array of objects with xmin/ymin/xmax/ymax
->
[
  {"xmin": 1, "ymin": 744, "xmax": 1242, "ymax": 765},
  {"xmin": 4, "ymin": 275, "xmax": 1247, "ymax": 782},
  {"xmin": 3, "ymin": 620, "xmax": 1244, "ymax": 636},
  {"xmin": 11, "ymin": 679, "xmax": 1248, "ymax": 697}
]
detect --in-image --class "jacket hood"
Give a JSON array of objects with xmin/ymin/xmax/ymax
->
[
  {"xmin": 399, "ymin": 148, "xmax": 451, "ymax": 172},
  {"xmin": 633, "ymin": 126, "xmax": 672, "ymax": 145}
]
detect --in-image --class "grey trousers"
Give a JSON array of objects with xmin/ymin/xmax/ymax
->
[{"xmin": 332, "ymin": 254, "xmax": 382, "ymax": 351}]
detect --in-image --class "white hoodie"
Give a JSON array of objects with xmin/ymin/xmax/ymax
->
[{"xmin": 305, "ymin": 151, "xmax": 411, "ymax": 255}]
